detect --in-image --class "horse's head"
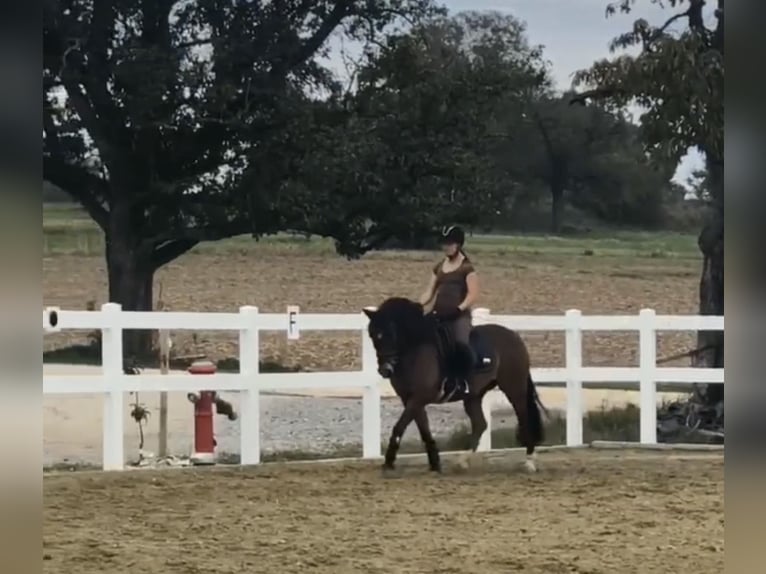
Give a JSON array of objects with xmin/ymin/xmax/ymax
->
[{"xmin": 363, "ymin": 297, "xmax": 430, "ymax": 378}]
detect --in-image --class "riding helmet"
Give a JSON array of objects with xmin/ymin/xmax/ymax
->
[{"xmin": 440, "ymin": 225, "xmax": 465, "ymax": 247}]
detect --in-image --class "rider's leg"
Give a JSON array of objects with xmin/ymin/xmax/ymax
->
[
  {"xmin": 453, "ymin": 314, "xmax": 472, "ymax": 354},
  {"xmin": 452, "ymin": 314, "xmax": 474, "ymax": 391}
]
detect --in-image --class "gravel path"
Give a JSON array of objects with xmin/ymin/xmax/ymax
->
[
  {"xmin": 216, "ymin": 393, "xmax": 520, "ymax": 455},
  {"xmin": 44, "ymin": 365, "xmax": 684, "ymax": 467},
  {"xmin": 43, "ymin": 392, "xmax": 521, "ymax": 467}
]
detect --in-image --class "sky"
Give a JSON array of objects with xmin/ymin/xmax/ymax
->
[
  {"xmin": 328, "ymin": 0, "xmax": 708, "ymax": 189},
  {"xmin": 447, "ymin": 0, "xmax": 707, "ymax": 188}
]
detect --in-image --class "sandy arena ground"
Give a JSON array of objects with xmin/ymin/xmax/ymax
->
[{"xmin": 43, "ymin": 449, "xmax": 724, "ymax": 574}]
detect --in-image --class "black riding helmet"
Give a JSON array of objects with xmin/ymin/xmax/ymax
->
[{"xmin": 440, "ymin": 225, "xmax": 465, "ymax": 247}]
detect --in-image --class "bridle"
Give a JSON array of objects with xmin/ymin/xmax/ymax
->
[{"xmin": 371, "ymin": 321, "xmax": 400, "ymax": 378}]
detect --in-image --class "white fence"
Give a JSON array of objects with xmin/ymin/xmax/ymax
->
[{"xmin": 42, "ymin": 304, "xmax": 724, "ymax": 471}]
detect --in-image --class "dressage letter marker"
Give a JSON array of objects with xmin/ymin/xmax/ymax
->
[{"xmin": 287, "ymin": 305, "xmax": 300, "ymax": 340}]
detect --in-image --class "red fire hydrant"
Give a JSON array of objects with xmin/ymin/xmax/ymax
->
[{"xmin": 187, "ymin": 360, "xmax": 217, "ymax": 465}]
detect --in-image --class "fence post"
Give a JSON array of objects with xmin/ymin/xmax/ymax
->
[
  {"xmin": 565, "ymin": 309, "xmax": 583, "ymax": 447},
  {"xmin": 361, "ymin": 309, "xmax": 381, "ymax": 459},
  {"xmin": 638, "ymin": 308, "xmax": 657, "ymax": 444},
  {"xmin": 101, "ymin": 303, "xmax": 125, "ymax": 471},
  {"xmin": 473, "ymin": 307, "xmax": 492, "ymax": 452},
  {"xmin": 239, "ymin": 306, "xmax": 261, "ymax": 465}
]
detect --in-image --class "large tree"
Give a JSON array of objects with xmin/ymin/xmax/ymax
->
[
  {"xmin": 507, "ymin": 93, "xmax": 672, "ymax": 232},
  {"xmin": 350, "ymin": 10, "xmax": 550, "ymax": 234},
  {"xmin": 572, "ymin": 0, "xmax": 724, "ymax": 404},
  {"xmin": 43, "ymin": 0, "xmax": 438, "ymax": 354}
]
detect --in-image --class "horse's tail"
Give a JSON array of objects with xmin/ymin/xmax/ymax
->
[{"xmin": 526, "ymin": 372, "xmax": 547, "ymax": 446}]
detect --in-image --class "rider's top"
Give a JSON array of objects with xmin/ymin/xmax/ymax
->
[{"xmin": 432, "ymin": 257, "xmax": 474, "ymax": 317}]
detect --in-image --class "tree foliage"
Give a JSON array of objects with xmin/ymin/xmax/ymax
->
[
  {"xmin": 43, "ymin": 0, "xmax": 440, "ymax": 356},
  {"xmin": 573, "ymin": 0, "xmax": 723, "ymax": 168},
  {"xmin": 349, "ymin": 11, "xmax": 550, "ymax": 234},
  {"xmin": 572, "ymin": 0, "xmax": 724, "ymax": 405},
  {"xmin": 43, "ymin": 0, "xmax": 442, "ymax": 254},
  {"xmin": 43, "ymin": 1, "xmax": 701, "ymax": 346}
]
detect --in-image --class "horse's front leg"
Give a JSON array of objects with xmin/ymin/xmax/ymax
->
[
  {"xmin": 414, "ymin": 408, "xmax": 441, "ymax": 473},
  {"xmin": 383, "ymin": 400, "xmax": 420, "ymax": 472}
]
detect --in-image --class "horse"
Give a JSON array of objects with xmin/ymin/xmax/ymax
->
[{"xmin": 363, "ymin": 296, "xmax": 548, "ymax": 474}]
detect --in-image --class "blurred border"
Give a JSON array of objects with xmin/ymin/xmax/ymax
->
[
  {"xmin": 724, "ymin": 1, "xmax": 766, "ymax": 572},
  {"xmin": 0, "ymin": 1, "xmax": 42, "ymax": 572}
]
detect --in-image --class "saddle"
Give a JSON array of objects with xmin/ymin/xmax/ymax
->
[{"xmin": 434, "ymin": 322, "xmax": 495, "ymax": 403}]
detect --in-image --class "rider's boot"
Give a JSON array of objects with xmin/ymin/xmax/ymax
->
[{"xmin": 454, "ymin": 342, "xmax": 474, "ymax": 395}]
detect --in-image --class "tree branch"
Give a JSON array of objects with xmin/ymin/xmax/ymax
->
[
  {"xmin": 713, "ymin": 0, "xmax": 724, "ymax": 54},
  {"xmin": 151, "ymin": 239, "xmax": 199, "ymax": 268},
  {"xmin": 275, "ymin": 0, "xmax": 353, "ymax": 76},
  {"xmin": 647, "ymin": 0, "xmax": 709, "ymax": 44},
  {"xmin": 59, "ymin": 76, "xmax": 121, "ymax": 170},
  {"xmin": 650, "ymin": 9, "xmax": 690, "ymax": 42},
  {"xmin": 175, "ymin": 38, "xmax": 212, "ymax": 50},
  {"xmin": 43, "ymin": 157, "xmax": 110, "ymax": 229},
  {"xmin": 145, "ymin": 218, "xmax": 254, "ymax": 254},
  {"xmin": 687, "ymin": 0, "xmax": 706, "ymax": 32},
  {"xmin": 46, "ymin": 0, "xmax": 130, "ymax": 174},
  {"xmin": 532, "ymin": 109, "xmax": 556, "ymax": 162},
  {"xmin": 43, "ymin": 105, "xmax": 110, "ymax": 229},
  {"xmin": 569, "ymin": 87, "xmax": 626, "ymax": 106},
  {"xmin": 89, "ymin": 0, "xmax": 115, "ymax": 63}
]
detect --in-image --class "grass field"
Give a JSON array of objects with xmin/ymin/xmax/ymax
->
[{"xmin": 43, "ymin": 204, "xmax": 702, "ymax": 372}]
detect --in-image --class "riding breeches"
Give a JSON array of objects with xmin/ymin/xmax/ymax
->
[{"xmin": 450, "ymin": 314, "xmax": 472, "ymax": 347}]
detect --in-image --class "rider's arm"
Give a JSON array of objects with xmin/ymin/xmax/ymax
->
[
  {"xmin": 419, "ymin": 272, "xmax": 438, "ymax": 307},
  {"xmin": 458, "ymin": 271, "xmax": 479, "ymax": 312}
]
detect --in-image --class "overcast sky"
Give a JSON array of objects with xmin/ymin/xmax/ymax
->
[
  {"xmin": 328, "ymin": 0, "xmax": 708, "ymax": 188},
  {"xmin": 446, "ymin": 1, "xmax": 708, "ymax": 187}
]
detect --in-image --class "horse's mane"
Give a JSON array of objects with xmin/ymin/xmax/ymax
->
[{"xmin": 374, "ymin": 297, "xmax": 436, "ymax": 346}]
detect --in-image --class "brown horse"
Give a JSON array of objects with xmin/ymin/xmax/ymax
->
[{"xmin": 364, "ymin": 297, "xmax": 547, "ymax": 474}]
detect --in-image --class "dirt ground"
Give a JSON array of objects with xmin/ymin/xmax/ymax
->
[
  {"xmin": 42, "ymin": 247, "xmax": 700, "ymax": 371},
  {"xmin": 43, "ymin": 449, "xmax": 723, "ymax": 574}
]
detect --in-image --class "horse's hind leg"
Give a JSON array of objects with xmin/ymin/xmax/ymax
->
[
  {"xmin": 498, "ymin": 375, "xmax": 540, "ymax": 473},
  {"xmin": 414, "ymin": 409, "xmax": 441, "ymax": 473},
  {"xmin": 456, "ymin": 395, "xmax": 488, "ymax": 470}
]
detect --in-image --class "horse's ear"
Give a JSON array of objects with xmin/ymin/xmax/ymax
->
[{"xmin": 363, "ymin": 307, "xmax": 377, "ymax": 320}]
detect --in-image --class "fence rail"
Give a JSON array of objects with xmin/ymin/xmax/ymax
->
[{"xmin": 42, "ymin": 304, "xmax": 724, "ymax": 471}]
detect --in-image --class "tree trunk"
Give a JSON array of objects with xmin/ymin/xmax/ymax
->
[
  {"xmin": 692, "ymin": 156, "xmax": 724, "ymax": 407},
  {"xmin": 106, "ymin": 230, "xmax": 156, "ymax": 362},
  {"xmin": 551, "ymin": 184, "xmax": 564, "ymax": 234}
]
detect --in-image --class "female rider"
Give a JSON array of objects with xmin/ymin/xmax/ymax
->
[{"xmin": 419, "ymin": 225, "xmax": 480, "ymax": 390}]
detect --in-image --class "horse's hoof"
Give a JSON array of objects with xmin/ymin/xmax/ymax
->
[
  {"xmin": 429, "ymin": 465, "xmax": 442, "ymax": 474},
  {"xmin": 381, "ymin": 464, "xmax": 399, "ymax": 478},
  {"xmin": 522, "ymin": 457, "xmax": 537, "ymax": 474},
  {"xmin": 454, "ymin": 452, "xmax": 471, "ymax": 472}
]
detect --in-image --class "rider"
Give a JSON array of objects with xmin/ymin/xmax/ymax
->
[{"xmin": 419, "ymin": 225, "xmax": 480, "ymax": 392}]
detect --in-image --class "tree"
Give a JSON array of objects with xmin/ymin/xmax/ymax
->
[
  {"xmin": 569, "ymin": 118, "xmax": 676, "ymax": 229},
  {"xmin": 687, "ymin": 168, "xmax": 713, "ymax": 202},
  {"xmin": 349, "ymin": 10, "xmax": 550, "ymax": 234},
  {"xmin": 43, "ymin": 0, "xmax": 438, "ymax": 355},
  {"xmin": 502, "ymin": 93, "xmax": 672, "ymax": 232},
  {"xmin": 572, "ymin": 0, "xmax": 724, "ymax": 405}
]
